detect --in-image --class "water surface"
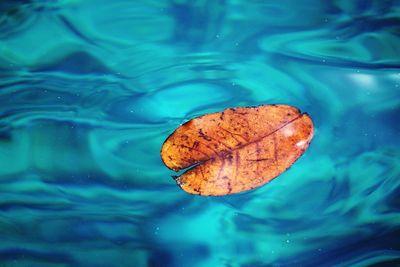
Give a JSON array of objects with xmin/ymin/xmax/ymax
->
[{"xmin": 0, "ymin": 1, "xmax": 400, "ymax": 266}]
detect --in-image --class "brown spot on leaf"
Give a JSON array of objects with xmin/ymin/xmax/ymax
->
[{"xmin": 160, "ymin": 104, "xmax": 314, "ymax": 196}]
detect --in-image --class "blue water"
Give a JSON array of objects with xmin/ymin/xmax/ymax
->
[{"xmin": 0, "ymin": 1, "xmax": 400, "ymax": 266}]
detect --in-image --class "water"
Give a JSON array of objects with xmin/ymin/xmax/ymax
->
[{"xmin": 0, "ymin": 1, "xmax": 399, "ymax": 266}]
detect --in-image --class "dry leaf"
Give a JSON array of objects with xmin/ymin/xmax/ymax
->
[{"xmin": 161, "ymin": 104, "xmax": 314, "ymax": 196}]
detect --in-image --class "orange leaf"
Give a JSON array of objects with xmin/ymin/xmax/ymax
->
[{"xmin": 161, "ymin": 104, "xmax": 314, "ymax": 196}]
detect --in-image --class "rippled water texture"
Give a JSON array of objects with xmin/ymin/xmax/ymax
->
[{"xmin": 1, "ymin": 1, "xmax": 400, "ymax": 266}]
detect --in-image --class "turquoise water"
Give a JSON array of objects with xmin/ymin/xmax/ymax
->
[{"xmin": 1, "ymin": 1, "xmax": 400, "ymax": 266}]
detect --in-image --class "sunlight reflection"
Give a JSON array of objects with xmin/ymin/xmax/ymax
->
[{"xmin": 348, "ymin": 73, "xmax": 376, "ymax": 88}]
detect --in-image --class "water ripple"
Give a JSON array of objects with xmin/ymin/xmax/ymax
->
[{"xmin": 0, "ymin": 0, "xmax": 399, "ymax": 266}]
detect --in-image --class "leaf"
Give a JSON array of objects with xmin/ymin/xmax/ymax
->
[{"xmin": 161, "ymin": 104, "xmax": 314, "ymax": 196}]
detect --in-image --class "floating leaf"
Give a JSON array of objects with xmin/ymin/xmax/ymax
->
[{"xmin": 161, "ymin": 104, "xmax": 314, "ymax": 196}]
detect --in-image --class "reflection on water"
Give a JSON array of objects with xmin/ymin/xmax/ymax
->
[{"xmin": 0, "ymin": 1, "xmax": 399, "ymax": 266}]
